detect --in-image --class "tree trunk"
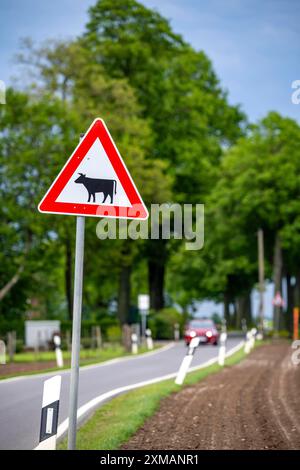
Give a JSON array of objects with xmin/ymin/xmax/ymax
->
[
  {"xmin": 65, "ymin": 239, "xmax": 73, "ymax": 320},
  {"xmin": 236, "ymin": 293, "xmax": 252, "ymax": 329},
  {"xmin": 0, "ymin": 234, "xmax": 30, "ymax": 301},
  {"xmin": 232, "ymin": 301, "xmax": 238, "ymax": 328},
  {"xmin": 122, "ymin": 324, "xmax": 132, "ymax": 352},
  {"xmin": 223, "ymin": 292, "xmax": 231, "ymax": 326},
  {"xmin": 0, "ymin": 264, "xmax": 24, "ymax": 301},
  {"xmin": 117, "ymin": 265, "xmax": 131, "ymax": 324},
  {"xmin": 273, "ymin": 233, "xmax": 283, "ymax": 333},
  {"xmin": 149, "ymin": 259, "xmax": 165, "ymax": 311},
  {"xmin": 294, "ymin": 272, "xmax": 300, "ymax": 307},
  {"xmin": 286, "ymin": 274, "xmax": 294, "ymax": 334},
  {"xmin": 148, "ymin": 239, "xmax": 168, "ymax": 311}
]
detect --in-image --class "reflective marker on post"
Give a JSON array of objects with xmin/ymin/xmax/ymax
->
[
  {"xmin": 175, "ymin": 337, "xmax": 200, "ymax": 385},
  {"xmin": 36, "ymin": 375, "xmax": 61, "ymax": 450}
]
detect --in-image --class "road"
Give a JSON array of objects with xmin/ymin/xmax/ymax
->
[{"xmin": 0, "ymin": 338, "xmax": 241, "ymax": 450}]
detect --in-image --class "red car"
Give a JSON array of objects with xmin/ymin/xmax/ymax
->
[{"xmin": 184, "ymin": 319, "xmax": 219, "ymax": 346}]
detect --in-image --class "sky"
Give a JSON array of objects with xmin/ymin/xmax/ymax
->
[
  {"xmin": 1, "ymin": 0, "xmax": 298, "ymax": 319},
  {"xmin": 1, "ymin": 0, "xmax": 299, "ymax": 123}
]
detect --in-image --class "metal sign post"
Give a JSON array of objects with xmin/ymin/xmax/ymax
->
[
  {"xmin": 141, "ymin": 311, "xmax": 148, "ymax": 338},
  {"xmin": 38, "ymin": 119, "xmax": 149, "ymax": 450},
  {"xmin": 138, "ymin": 294, "xmax": 150, "ymax": 339},
  {"xmin": 67, "ymin": 215, "xmax": 85, "ymax": 450}
]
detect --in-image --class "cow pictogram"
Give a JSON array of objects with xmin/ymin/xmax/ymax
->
[{"xmin": 74, "ymin": 173, "xmax": 117, "ymax": 204}]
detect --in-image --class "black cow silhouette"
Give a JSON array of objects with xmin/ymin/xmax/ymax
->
[{"xmin": 75, "ymin": 173, "xmax": 117, "ymax": 204}]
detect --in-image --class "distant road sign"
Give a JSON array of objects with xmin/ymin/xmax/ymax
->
[
  {"xmin": 138, "ymin": 294, "xmax": 150, "ymax": 311},
  {"xmin": 272, "ymin": 291, "xmax": 284, "ymax": 307},
  {"xmin": 38, "ymin": 118, "xmax": 148, "ymax": 220}
]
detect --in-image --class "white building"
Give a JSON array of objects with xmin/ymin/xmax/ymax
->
[{"xmin": 25, "ymin": 321, "xmax": 60, "ymax": 348}]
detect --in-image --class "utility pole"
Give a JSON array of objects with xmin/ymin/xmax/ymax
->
[{"xmin": 257, "ymin": 228, "xmax": 265, "ymax": 335}]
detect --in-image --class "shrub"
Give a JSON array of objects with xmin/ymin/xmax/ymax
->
[
  {"xmin": 106, "ymin": 325, "xmax": 122, "ymax": 343},
  {"xmin": 148, "ymin": 308, "xmax": 184, "ymax": 340}
]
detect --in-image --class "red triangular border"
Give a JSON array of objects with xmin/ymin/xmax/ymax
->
[{"xmin": 38, "ymin": 119, "xmax": 148, "ymax": 220}]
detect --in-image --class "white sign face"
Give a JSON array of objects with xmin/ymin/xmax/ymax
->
[
  {"xmin": 56, "ymin": 139, "xmax": 131, "ymax": 207},
  {"xmin": 38, "ymin": 118, "xmax": 148, "ymax": 220},
  {"xmin": 138, "ymin": 294, "xmax": 150, "ymax": 311}
]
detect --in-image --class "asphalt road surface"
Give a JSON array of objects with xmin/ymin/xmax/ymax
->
[{"xmin": 0, "ymin": 338, "xmax": 241, "ymax": 450}]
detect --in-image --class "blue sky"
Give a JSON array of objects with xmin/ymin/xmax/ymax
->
[{"xmin": 1, "ymin": 0, "xmax": 299, "ymax": 123}]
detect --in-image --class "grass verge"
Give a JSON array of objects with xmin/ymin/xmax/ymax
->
[{"xmin": 59, "ymin": 340, "xmax": 264, "ymax": 450}]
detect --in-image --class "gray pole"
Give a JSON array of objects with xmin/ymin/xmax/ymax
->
[
  {"xmin": 141, "ymin": 311, "xmax": 147, "ymax": 339},
  {"xmin": 67, "ymin": 135, "xmax": 86, "ymax": 450},
  {"xmin": 257, "ymin": 228, "xmax": 265, "ymax": 333},
  {"xmin": 67, "ymin": 215, "xmax": 85, "ymax": 449}
]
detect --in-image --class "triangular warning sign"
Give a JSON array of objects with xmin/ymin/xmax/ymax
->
[{"xmin": 38, "ymin": 118, "xmax": 148, "ymax": 220}]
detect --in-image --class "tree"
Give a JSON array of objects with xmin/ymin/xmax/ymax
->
[
  {"xmin": 0, "ymin": 88, "xmax": 81, "ymax": 321},
  {"xmin": 15, "ymin": 37, "xmax": 172, "ymax": 323},
  {"xmin": 191, "ymin": 112, "xmax": 300, "ymax": 331},
  {"xmin": 84, "ymin": 0, "xmax": 245, "ymax": 309}
]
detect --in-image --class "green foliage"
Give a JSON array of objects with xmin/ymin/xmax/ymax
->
[
  {"xmin": 106, "ymin": 325, "xmax": 122, "ymax": 342},
  {"xmin": 167, "ymin": 111, "xmax": 300, "ymax": 329},
  {"xmin": 0, "ymin": 0, "xmax": 246, "ymax": 328},
  {"xmin": 2, "ymin": 0, "xmax": 298, "ymax": 334},
  {"xmin": 148, "ymin": 307, "xmax": 183, "ymax": 339}
]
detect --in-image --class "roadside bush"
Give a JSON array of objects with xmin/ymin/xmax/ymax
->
[
  {"xmin": 106, "ymin": 325, "xmax": 122, "ymax": 343},
  {"xmin": 148, "ymin": 308, "xmax": 184, "ymax": 340},
  {"xmin": 264, "ymin": 329, "xmax": 290, "ymax": 339}
]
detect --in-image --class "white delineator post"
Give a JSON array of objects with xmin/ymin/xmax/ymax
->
[
  {"xmin": 218, "ymin": 332, "xmax": 227, "ymax": 366},
  {"xmin": 250, "ymin": 328, "xmax": 257, "ymax": 350},
  {"xmin": 0, "ymin": 340, "xmax": 6, "ymax": 365},
  {"xmin": 244, "ymin": 331, "xmax": 252, "ymax": 354},
  {"xmin": 53, "ymin": 335, "xmax": 64, "ymax": 368},
  {"xmin": 175, "ymin": 337, "xmax": 200, "ymax": 385},
  {"xmin": 131, "ymin": 333, "xmax": 138, "ymax": 354},
  {"xmin": 145, "ymin": 328, "xmax": 153, "ymax": 350},
  {"xmin": 36, "ymin": 375, "xmax": 61, "ymax": 450}
]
